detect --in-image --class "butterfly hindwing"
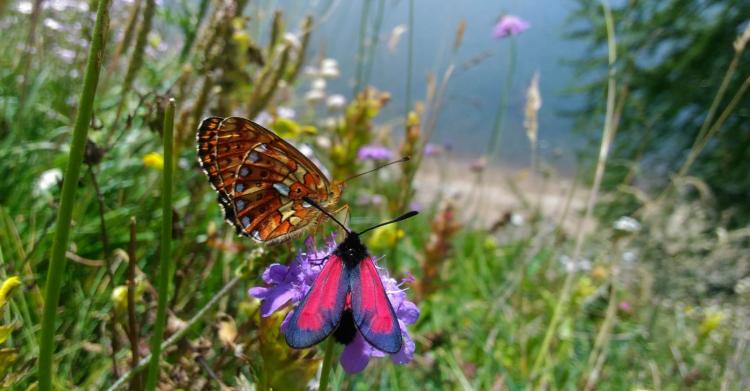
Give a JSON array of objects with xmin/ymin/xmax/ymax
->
[
  {"xmin": 350, "ymin": 256, "xmax": 402, "ymax": 354},
  {"xmin": 285, "ymin": 254, "xmax": 350, "ymax": 348}
]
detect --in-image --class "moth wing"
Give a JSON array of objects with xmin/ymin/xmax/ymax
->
[
  {"xmin": 285, "ymin": 254, "xmax": 350, "ymax": 348},
  {"xmin": 350, "ymin": 256, "xmax": 402, "ymax": 354}
]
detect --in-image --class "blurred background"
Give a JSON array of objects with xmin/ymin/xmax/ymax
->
[{"xmin": 1, "ymin": 0, "xmax": 749, "ymax": 389}]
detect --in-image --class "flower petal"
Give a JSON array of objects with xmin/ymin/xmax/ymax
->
[
  {"xmin": 397, "ymin": 300, "xmax": 420, "ymax": 325},
  {"xmin": 259, "ymin": 286, "xmax": 295, "ymax": 317},
  {"xmin": 391, "ymin": 332, "xmax": 415, "ymax": 365},
  {"xmin": 340, "ymin": 333, "xmax": 371, "ymax": 373},
  {"xmin": 262, "ymin": 263, "xmax": 289, "ymax": 284},
  {"xmin": 248, "ymin": 286, "xmax": 268, "ymax": 299}
]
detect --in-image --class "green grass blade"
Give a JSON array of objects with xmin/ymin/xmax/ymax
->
[
  {"xmin": 36, "ymin": 0, "xmax": 112, "ymax": 389},
  {"xmin": 144, "ymin": 98, "xmax": 176, "ymax": 391}
]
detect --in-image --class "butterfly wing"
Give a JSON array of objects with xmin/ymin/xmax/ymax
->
[
  {"xmin": 197, "ymin": 116, "xmax": 342, "ymax": 243},
  {"xmin": 285, "ymin": 254, "xmax": 350, "ymax": 348},
  {"xmin": 350, "ymin": 256, "xmax": 402, "ymax": 353}
]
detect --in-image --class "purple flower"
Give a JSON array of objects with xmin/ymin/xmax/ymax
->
[
  {"xmin": 249, "ymin": 235, "xmax": 420, "ymax": 373},
  {"xmin": 357, "ymin": 145, "xmax": 394, "ymax": 161},
  {"xmin": 493, "ymin": 15, "xmax": 530, "ymax": 39},
  {"xmin": 248, "ymin": 236, "xmax": 337, "ymax": 317}
]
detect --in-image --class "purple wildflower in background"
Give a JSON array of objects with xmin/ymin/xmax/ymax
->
[
  {"xmin": 249, "ymin": 235, "xmax": 420, "ymax": 373},
  {"xmin": 357, "ymin": 145, "xmax": 394, "ymax": 161},
  {"xmin": 493, "ymin": 15, "xmax": 530, "ymax": 39}
]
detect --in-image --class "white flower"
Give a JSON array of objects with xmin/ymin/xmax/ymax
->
[
  {"xmin": 321, "ymin": 58, "xmax": 338, "ymax": 70},
  {"xmin": 35, "ymin": 169, "xmax": 63, "ymax": 196},
  {"xmin": 304, "ymin": 89, "xmax": 325, "ymax": 104},
  {"xmin": 311, "ymin": 78, "xmax": 326, "ymax": 91},
  {"xmin": 44, "ymin": 18, "xmax": 63, "ymax": 31},
  {"xmin": 17, "ymin": 1, "xmax": 33, "ymax": 13},
  {"xmin": 326, "ymin": 94, "xmax": 346, "ymax": 111},
  {"xmin": 253, "ymin": 111, "xmax": 272, "ymax": 127},
  {"xmin": 320, "ymin": 58, "xmax": 340, "ymax": 79},
  {"xmin": 315, "ymin": 136, "xmax": 332, "ymax": 149},
  {"xmin": 621, "ymin": 250, "xmax": 638, "ymax": 264},
  {"xmin": 560, "ymin": 255, "xmax": 591, "ymax": 273},
  {"xmin": 283, "ymin": 32, "xmax": 301, "ymax": 49},
  {"xmin": 277, "ymin": 106, "xmax": 296, "ymax": 119},
  {"xmin": 511, "ymin": 213, "xmax": 525, "ymax": 226},
  {"xmin": 613, "ymin": 216, "xmax": 641, "ymax": 233},
  {"xmin": 303, "ymin": 65, "xmax": 319, "ymax": 77}
]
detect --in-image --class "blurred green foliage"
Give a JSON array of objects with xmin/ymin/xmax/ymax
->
[{"xmin": 568, "ymin": 0, "xmax": 750, "ymax": 226}]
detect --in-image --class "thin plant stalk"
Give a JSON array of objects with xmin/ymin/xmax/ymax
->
[
  {"xmin": 486, "ymin": 38, "xmax": 517, "ymax": 157},
  {"xmin": 144, "ymin": 98, "xmax": 176, "ymax": 391},
  {"xmin": 127, "ymin": 217, "xmax": 142, "ymax": 391},
  {"xmin": 405, "ymin": 0, "xmax": 414, "ymax": 116},
  {"xmin": 530, "ymin": 1, "xmax": 618, "ymax": 382},
  {"xmin": 37, "ymin": 0, "xmax": 112, "ymax": 389},
  {"xmin": 318, "ymin": 337, "xmax": 336, "ymax": 391}
]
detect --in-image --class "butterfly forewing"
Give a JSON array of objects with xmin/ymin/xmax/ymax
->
[
  {"xmin": 350, "ymin": 256, "xmax": 402, "ymax": 354},
  {"xmin": 197, "ymin": 116, "xmax": 342, "ymax": 243},
  {"xmin": 285, "ymin": 254, "xmax": 350, "ymax": 348}
]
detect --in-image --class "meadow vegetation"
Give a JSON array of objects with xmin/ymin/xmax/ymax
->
[{"xmin": 0, "ymin": 0, "xmax": 748, "ymax": 389}]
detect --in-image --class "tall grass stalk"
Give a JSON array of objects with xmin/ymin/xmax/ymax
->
[
  {"xmin": 405, "ymin": 0, "xmax": 414, "ymax": 116},
  {"xmin": 37, "ymin": 0, "xmax": 112, "ymax": 389},
  {"xmin": 144, "ymin": 98, "xmax": 175, "ymax": 391},
  {"xmin": 530, "ymin": 1, "xmax": 618, "ymax": 382}
]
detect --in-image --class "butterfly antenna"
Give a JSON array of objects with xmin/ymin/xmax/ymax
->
[
  {"xmin": 341, "ymin": 156, "xmax": 410, "ymax": 183},
  {"xmin": 358, "ymin": 211, "xmax": 419, "ymax": 235},
  {"xmin": 302, "ymin": 196, "xmax": 351, "ymax": 234}
]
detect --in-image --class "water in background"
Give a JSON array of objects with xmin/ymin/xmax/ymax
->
[{"xmin": 269, "ymin": 0, "xmax": 591, "ymax": 175}]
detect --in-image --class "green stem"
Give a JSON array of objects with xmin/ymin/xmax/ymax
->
[
  {"xmin": 404, "ymin": 0, "xmax": 414, "ymax": 116},
  {"xmin": 318, "ymin": 337, "xmax": 336, "ymax": 391},
  {"xmin": 487, "ymin": 38, "xmax": 517, "ymax": 157},
  {"xmin": 36, "ymin": 0, "xmax": 111, "ymax": 389},
  {"xmin": 144, "ymin": 98, "xmax": 176, "ymax": 391}
]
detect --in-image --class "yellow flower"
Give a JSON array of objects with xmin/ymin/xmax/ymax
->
[
  {"xmin": 0, "ymin": 277, "xmax": 21, "ymax": 309},
  {"xmin": 699, "ymin": 309, "xmax": 726, "ymax": 336},
  {"xmin": 367, "ymin": 225, "xmax": 405, "ymax": 252},
  {"xmin": 143, "ymin": 152, "xmax": 164, "ymax": 170},
  {"xmin": 111, "ymin": 285, "xmax": 128, "ymax": 314},
  {"xmin": 591, "ymin": 265, "xmax": 608, "ymax": 281},
  {"xmin": 575, "ymin": 276, "xmax": 597, "ymax": 299}
]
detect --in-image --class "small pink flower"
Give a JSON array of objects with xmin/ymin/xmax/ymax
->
[{"xmin": 493, "ymin": 15, "xmax": 530, "ymax": 39}]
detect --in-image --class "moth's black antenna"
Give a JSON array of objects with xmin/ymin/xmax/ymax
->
[
  {"xmin": 302, "ymin": 196, "xmax": 350, "ymax": 234},
  {"xmin": 341, "ymin": 156, "xmax": 410, "ymax": 183},
  {"xmin": 358, "ymin": 211, "xmax": 419, "ymax": 235}
]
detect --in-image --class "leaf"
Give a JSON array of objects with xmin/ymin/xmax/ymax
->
[{"xmin": 0, "ymin": 325, "xmax": 13, "ymax": 344}]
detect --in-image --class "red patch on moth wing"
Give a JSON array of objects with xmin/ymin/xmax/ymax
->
[
  {"xmin": 356, "ymin": 257, "xmax": 395, "ymax": 333},
  {"xmin": 298, "ymin": 255, "xmax": 345, "ymax": 330}
]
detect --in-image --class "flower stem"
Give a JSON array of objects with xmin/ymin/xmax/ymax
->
[
  {"xmin": 144, "ymin": 98, "xmax": 176, "ymax": 391},
  {"xmin": 486, "ymin": 38, "xmax": 517, "ymax": 157},
  {"xmin": 530, "ymin": 1, "xmax": 618, "ymax": 383},
  {"xmin": 318, "ymin": 337, "xmax": 337, "ymax": 391},
  {"xmin": 36, "ymin": 0, "xmax": 111, "ymax": 389}
]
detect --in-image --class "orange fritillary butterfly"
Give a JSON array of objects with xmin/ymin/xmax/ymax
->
[{"xmin": 197, "ymin": 116, "xmax": 343, "ymax": 244}]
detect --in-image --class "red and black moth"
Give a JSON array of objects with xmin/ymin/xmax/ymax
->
[{"xmin": 284, "ymin": 196, "xmax": 418, "ymax": 353}]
